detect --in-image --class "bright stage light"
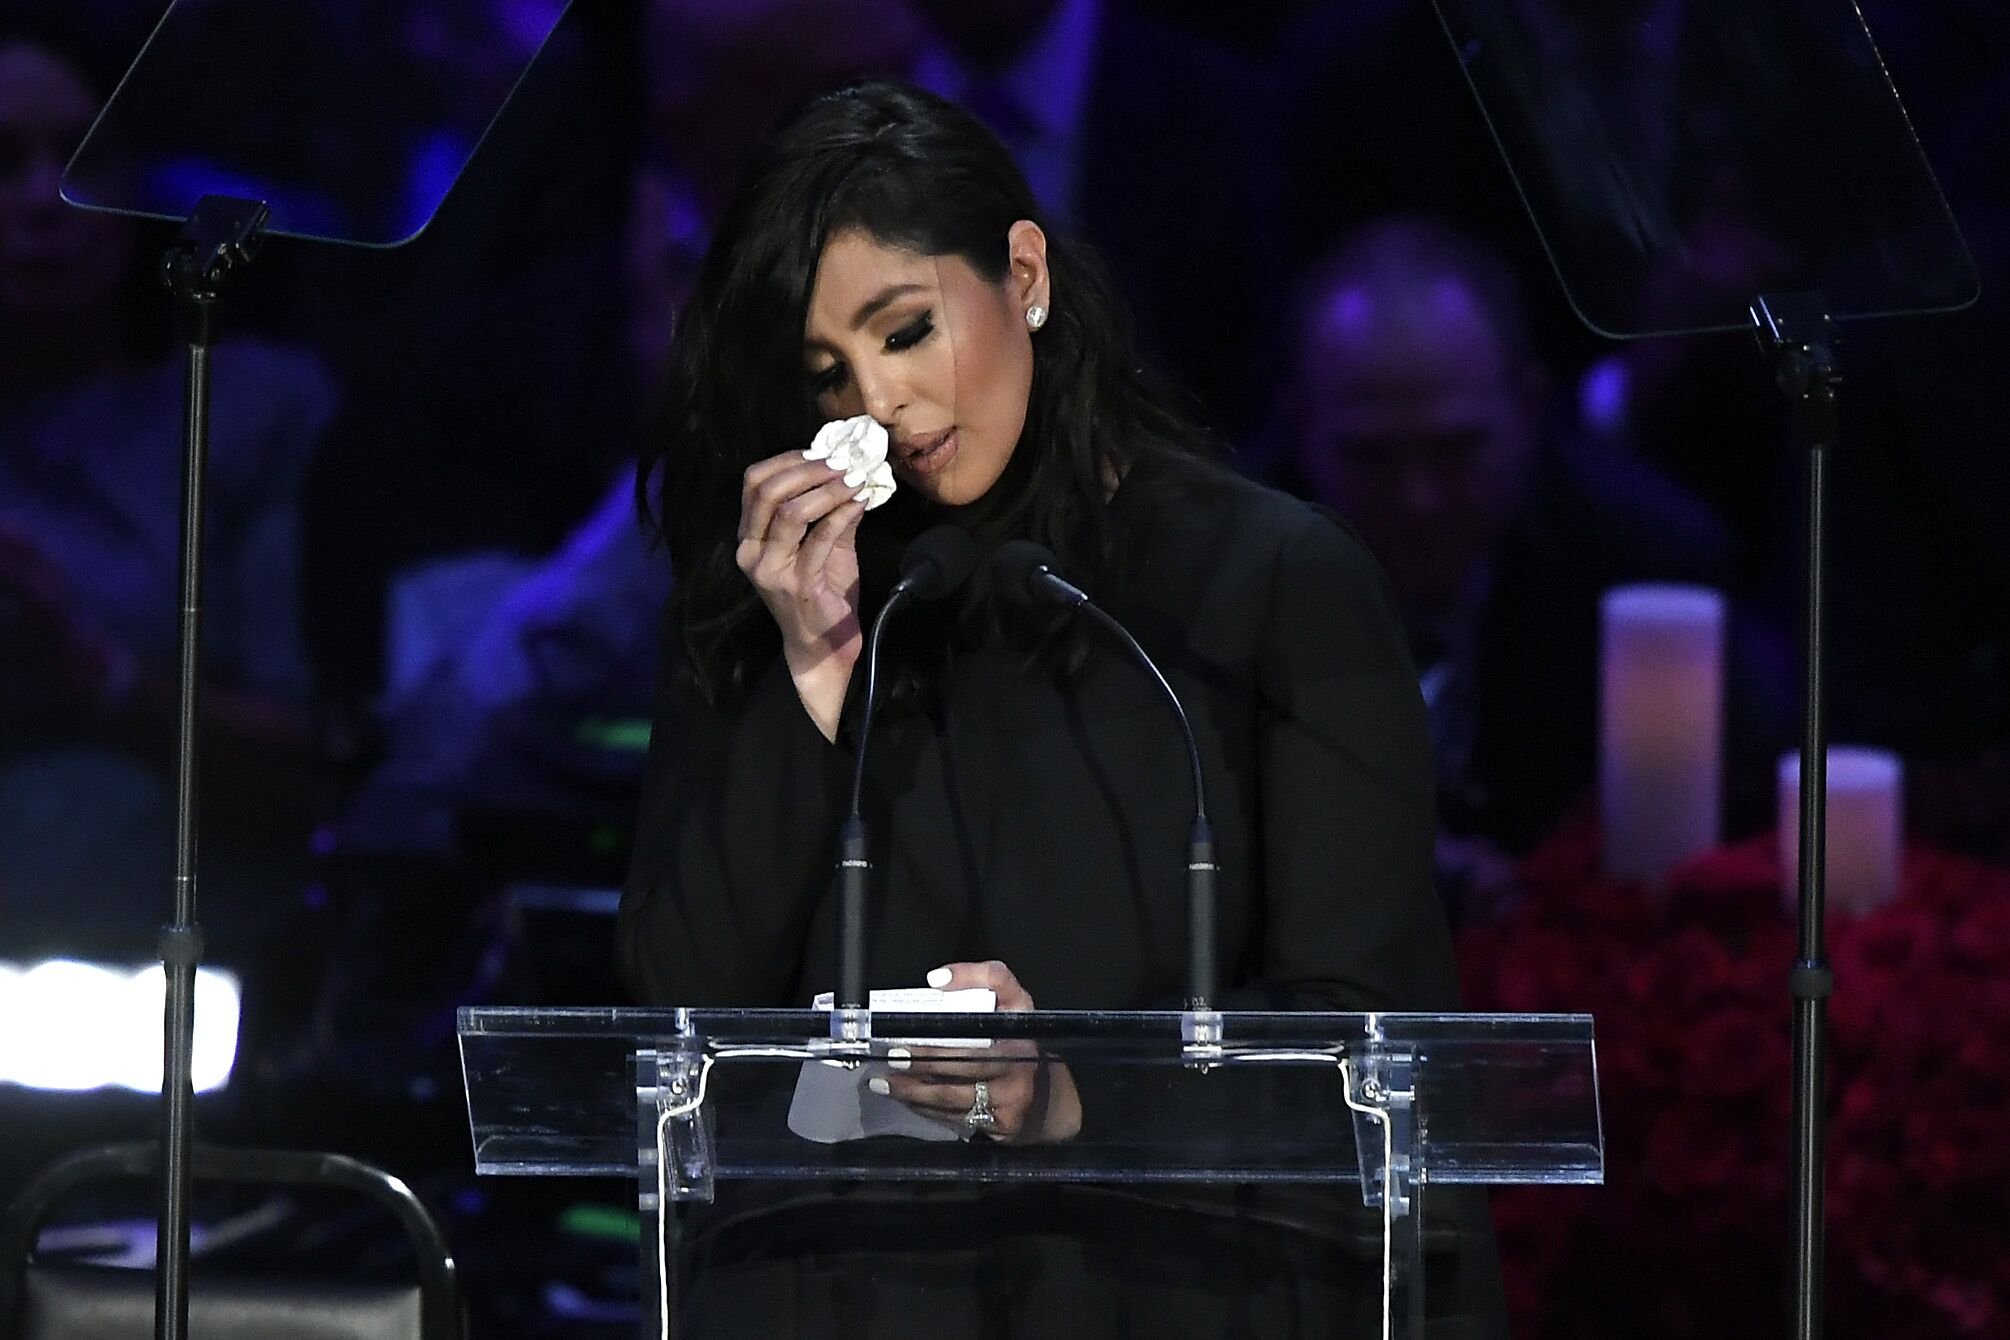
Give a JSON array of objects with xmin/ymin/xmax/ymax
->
[{"xmin": 0, "ymin": 960, "xmax": 240, "ymax": 1093}]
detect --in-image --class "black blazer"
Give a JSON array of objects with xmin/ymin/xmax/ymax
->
[{"xmin": 619, "ymin": 461, "xmax": 1456, "ymax": 1017}]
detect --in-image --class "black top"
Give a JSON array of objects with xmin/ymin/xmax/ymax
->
[{"xmin": 618, "ymin": 461, "xmax": 1457, "ymax": 1018}]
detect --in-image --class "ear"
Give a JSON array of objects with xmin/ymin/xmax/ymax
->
[{"xmin": 1005, "ymin": 219, "xmax": 1051, "ymax": 316}]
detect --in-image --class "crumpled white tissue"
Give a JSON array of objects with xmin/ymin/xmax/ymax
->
[{"xmin": 805, "ymin": 415, "xmax": 897, "ymax": 509}]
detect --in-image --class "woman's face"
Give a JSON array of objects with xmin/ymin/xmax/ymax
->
[{"xmin": 803, "ymin": 222, "xmax": 1049, "ymax": 508}]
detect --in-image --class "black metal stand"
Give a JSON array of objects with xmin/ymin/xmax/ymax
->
[
  {"xmin": 837, "ymin": 580, "xmax": 919, "ymax": 1014},
  {"xmin": 152, "ymin": 194, "xmax": 268, "ymax": 1340},
  {"xmin": 1751, "ymin": 292, "xmax": 1841, "ymax": 1340}
]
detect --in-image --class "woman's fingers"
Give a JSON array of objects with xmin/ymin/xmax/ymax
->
[
  {"xmin": 797, "ymin": 496, "xmax": 866, "ymax": 580},
  {"xmin": 757, "ymin": 474, "xmax": 855, "ymax": 559},
  {"xmin": 880, "ymin": 1070, "xmax": 1030, "ymax": 1122},
  {"xmin": 928, "ymin": 960, "xmax": 1037, "ymax": 1011},
  {"xmin": 740, "ymin": 460, "xmax": 833, "ymax": 547},
  {"xmin": 739, "ymin": 457, "xmax": 843, "ymax": 544},
  {"xmin": 740, "ymin": 450, "xmax": 805, "ymax": 496},
  {"xmin": 887, "ymin": 1049, "xmax": 1022, "ymax": 1083},
  {"xmin": 744, "ymin": 475, "xmax": 857, "ymax": 578},
  {"xmin": 871, "ymin": 957, "xmax": 1086, "ymax": 1144}
]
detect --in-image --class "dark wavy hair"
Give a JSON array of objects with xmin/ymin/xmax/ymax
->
[{"xmin": 643, "ymin": 80, "xmax": 1215, "ymax": 711}]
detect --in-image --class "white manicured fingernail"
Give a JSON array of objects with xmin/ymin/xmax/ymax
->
[
  {"xmin": 926, "ymin": 967, "xmax": 952, "ymax": 989},
  {"xmin": 843, "ymin": 468, "xmax": 867, "ymax": 487},
  {"xmin": 854, "ymin": 488, "xmax": 872, "ymax": 503},
  {"xmin": 867, "ymin": 1076, "xmax": 891, "ymax": 1096},
  {"xmin": 887, "ymin": 1047, "xmax": 911, "ymax": 1071}
]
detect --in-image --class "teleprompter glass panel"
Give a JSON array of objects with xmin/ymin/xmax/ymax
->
[
  {"xmin": 62, "ymin": 0, "xmax": 573, "ymax": 246},
  {"xmin": 1428, "ymin": 0, "xmax": 1977, "ymax": 336}
]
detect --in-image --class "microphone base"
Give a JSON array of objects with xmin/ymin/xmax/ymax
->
[
  {"xmin": 828, "ymin": 1006, "xmax": 873, "ymax": 1052},
  {"xmin": 1181, "ymin": 1009, "xmax": 1225, "ymax": 1070}
]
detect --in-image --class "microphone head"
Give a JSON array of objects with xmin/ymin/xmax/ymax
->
[
  {"xmin": 991, "ymin": 539, "xmax": 1067, "ymax": 606},
  {"xmin": 897, "ymin": 525, "xmax": 983, "ymax": 601}
]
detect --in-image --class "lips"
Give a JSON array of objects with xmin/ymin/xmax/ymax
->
[{"xmin": 894, "ymin": 427, "xmax": 958, "ymax": 476}]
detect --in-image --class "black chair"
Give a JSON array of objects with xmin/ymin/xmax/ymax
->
[{"xmin": 0, "ymin": 1141, "xmax": 463, "ymax": 1339}]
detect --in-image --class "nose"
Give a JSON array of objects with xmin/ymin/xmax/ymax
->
[{"xmin": 854, "ymin": 360, "xmax": 907, "ymax": 430}]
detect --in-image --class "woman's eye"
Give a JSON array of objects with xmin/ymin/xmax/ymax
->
[
  {"xmin": 886, "ymin": 314, "xmax": 934, "ymax": 352},
  {"xmin": 808, "ymin": 314, "xmax": 930, "ymax": 396}
]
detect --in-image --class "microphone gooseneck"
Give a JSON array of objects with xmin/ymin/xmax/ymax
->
[
  {"xmin": 836, "ymin": 524, "xmax": 981, "ymax": 1009},
  {"xmin": 990, "ymin": 540, "xmax": 1219, "ymax": 1011}
]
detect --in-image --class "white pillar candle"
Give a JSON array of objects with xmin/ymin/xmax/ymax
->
[
  {"xmin": 1599, "ymin": 585, "xmax": 1725, "ymax": 882},
  {"xmin": 1777, "ymin": 748, "xmax": 1904, "ymax": 917}
]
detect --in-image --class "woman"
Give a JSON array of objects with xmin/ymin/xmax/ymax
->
[{"xmin": 620, "ymin": 81, "xmax": 1500, "ymax": 1337}]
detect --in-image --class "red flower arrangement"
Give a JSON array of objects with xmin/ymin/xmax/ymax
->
[{"xmin": 1458, "ymin": 818, "xmax": 2010, "ymax": 1340}]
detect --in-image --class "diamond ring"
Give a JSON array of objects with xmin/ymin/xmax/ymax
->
[{"xmin": 964, "ymin": 1079, "xmax": 998, "ymax": 1134}]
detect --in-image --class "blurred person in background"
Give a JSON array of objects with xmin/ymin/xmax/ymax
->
[
  {"xmin": 1278, "ymin": 217, "xmax": 1779, "ymax": 908},
  {"xmin": 0, "ymin": 12, "xmax": 336, "ymax": 946},
  {"xmin": 323, "ymin": 152, "xmax": 712, "ymax": 868},
  {"xmin": 296, "ymin": 0, "xmax": 644, "ymax": 737}
]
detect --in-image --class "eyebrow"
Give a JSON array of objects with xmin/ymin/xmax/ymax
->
[
  {"xmin": 804, "ymin": 282, "xmax": 931, "ymax": 356},
  {"xmin": 849, "ymin": 283, "xmax": 929, "ymax": 331}
]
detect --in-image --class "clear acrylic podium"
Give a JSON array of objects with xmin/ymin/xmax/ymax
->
[{"xmin": 459, "ymin": 1007, "xmax": 1601, "ymax": 1338}]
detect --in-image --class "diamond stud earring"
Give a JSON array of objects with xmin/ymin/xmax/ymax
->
[{"xmin": 1025, "ymin": 305, "xmax": 1048, "ymax": 330}]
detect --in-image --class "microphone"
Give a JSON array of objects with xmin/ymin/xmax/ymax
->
[
  {"xmin": 889, "ymin": 523, "xmax": 984, "ymax": 604},
  {"xmin": 835, "ymin": 525, "xmax": 982, "ymax": 1011},
  {"xmin": 992, "ymin": 540, "xmax": 1220, "ymax": 1013},
  {"xmin": 992, "ymin": 540, "xmax": 1092, "ymax": 609}
]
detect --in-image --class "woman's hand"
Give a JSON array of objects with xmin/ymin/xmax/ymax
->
[
  {"xmin": 875, "ymin": 960, "xmax": 1083, "ymax": 1144},
  {"xmin": 735, "ymin": 451, "xmax": 869, "ymax": 739}
]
